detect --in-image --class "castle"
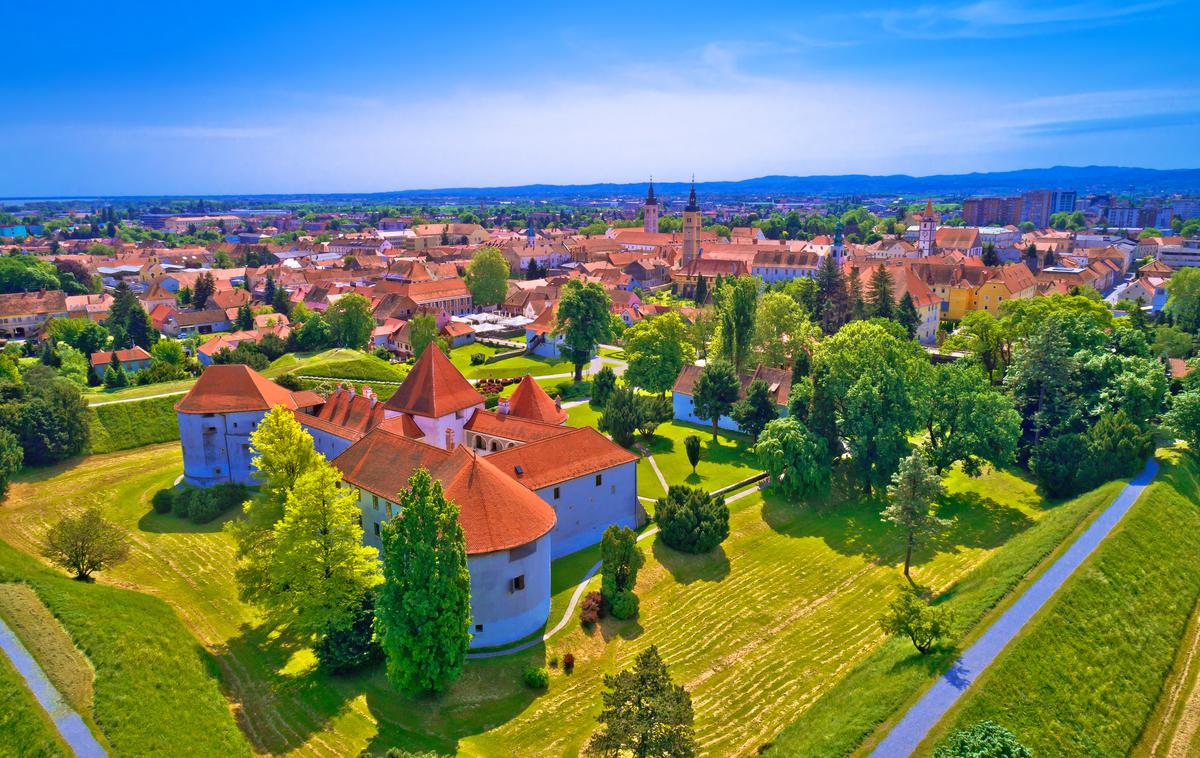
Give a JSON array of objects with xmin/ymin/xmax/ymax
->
[{"xmin": 175, "ymin": 347, "xmax": 642, "ymax": 648}]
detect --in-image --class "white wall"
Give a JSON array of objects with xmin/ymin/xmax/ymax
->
[
  {"xmin": 536, "ymin": 460, "xmax": 639, "ymax": 559},
  {"xmin": 178, "ymin": 409, "xmax": 266, "ymax": 486}
]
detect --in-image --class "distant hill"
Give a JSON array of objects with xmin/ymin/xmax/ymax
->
[{"xmin": 382, "ymin": 166, "xmax": 1200, "ymax": 201}]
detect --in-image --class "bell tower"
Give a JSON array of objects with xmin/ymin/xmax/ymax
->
[
  {"xmin": 643, "ymin": 177, "xmax": 659, "ymax": 234},
  {"xmin": 919, "ymin": 198, "xmax": 937, "ymax": 257},
  {"xmin": 681, "ymin": 177, "xmax": 701, "ymax": 267}
]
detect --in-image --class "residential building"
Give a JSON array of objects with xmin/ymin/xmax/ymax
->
[
  {"xmin": 90, "ymin": 346, "xmax": 152, "ymax": 379},
  {"xmin": 672, "ymin": 364, "xmax": 791, "ymax": 433},
  {"xmin": 0, "ymin": 290, "xmax": 68, "ymax": 339}
]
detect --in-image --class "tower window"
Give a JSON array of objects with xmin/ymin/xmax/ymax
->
[
  {"xmin": 553, "ymin": 487, "xmax": 560, "ymax": 500},
  {"xmin": 595, "ymin": 474, "xmax": 602, "ymax": 486},
  {"xmin": 373, "ymin": 522, "xmax": 380, "ymax": 536},
  {"xmin": 511, "ymin": 575, "xmax": 525, "ymax": 592}
]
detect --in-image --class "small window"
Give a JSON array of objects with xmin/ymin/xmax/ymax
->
[
  {"xmin": 372, "ymin": 494, "xmax": 379, "ymax": 510},
  {"xmin": 373, "ymin": 522, "xmax": 380, "ymax": 537},
  {"xmin": 512, "ymin": 575, "xmax": 526, "ymax": 592},
  {"xmin": 595, "ymin": 474, "xmax": 602, "ymax": 486},
  {"xmin": 475, "ymin": 624, "xmax": 484, "ymax": 633},
  {"xmin": 386, "ymin": 502, "xmax": 393, "ymax": 519},
  {"xmin": 553, "ymin": 487, "xmax": 560, "ymax": 500}
]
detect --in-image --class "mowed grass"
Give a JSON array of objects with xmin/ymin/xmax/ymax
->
[
  {"xmin": 85, "ymin": 394, "xmax": 181, "ymax": 454},
  {"xmin": 0, "ymin": 583, "xmax": 95, "ymax": 714},
  {"xmin": 767, "ymin": 469, "xmax": 1124, "ymax": 757},
  {"xmin": 84, "ymin": 376, "xmax": 196, "ymax": 404},
  {"xmin": 919, "ymin": 448, "xmax": 1200, "ymax": 758},
  {"xmin": 0, "ymin": 440, "xmax": 1097, "ymax": 756},
  {"xmin": 0, "ymin": 454, "xmax": 248, "ymax": 757},
  {"xmin": 265, "ymin": 348, "xmax": 410, "ymax": 383},
  {"xmin": 0, "ymin": 650, "xmax": 68, "ymax": 758}
]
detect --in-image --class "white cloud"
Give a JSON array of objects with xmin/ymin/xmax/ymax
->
[{"xmin": 865, "ymin": 0, "xmax": 1173, "ymax": 39}]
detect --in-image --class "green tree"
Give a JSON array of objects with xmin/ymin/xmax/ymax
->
[
  {"xmin": 751, "ymin": 290, "xmax": 821, "ymax": 370},
  {"xmin": 592, "ymin": 365, "xmax": 617, "ymax": 408},
  {"xmin": 691, "ymin": 359, "xmax": 740, "ymax": 442},
  {"xmin": 656, "ymin": 485, "xmax": 729, "ymax": 554},
  {"xmin": 586, "ymin": 645, "xmax": 695, "ymax": 758},
  {"xmin": 408, "ymin": 313, "xmax": 438, "ymax": 359},
  {"xmin": 921, "ymin": 362, "xmax": 1020, "ymax": 475},
  {"xmin": 193, "ymin": 271, "xmax": 216, "ymax": 309},
  {"xmin": 1165, "ymin": 389, "xmax": 1200, "ymax": 451},
  {"xmin": 255, "ymin": 461, "xmax": 382, "ymax": 635},
  {"xmin": 815, "ymin": 320, "xmax": 931, "ymax": 494},
  {"xmin": 150, "ymin": 338, "xmax": 187, "ymax": 368},
  {"xmin": 815, "ymin": 252, "xmax": 849, "ymax": 334},
  {"xmin": 883, "ymin": 450, "xmax": 946, "ymax": 581},
  {"xmin": 0, "ymin": 371, "xmax": 89, "ymax": 465},
  {"xmin": 980, "ymin": 242, "xmax": 1000, "ymax": 266},
  {"xmin": 848, "ymin": 267, "xmax": 868, "ymax": 321},
  {"xmin": 868, "ymin": 264, "xmax": 895, "ymax": 319},
  {"xmin": 236, "ymin": 303, "xmax": 254, "ymax": 331},
  {"xmin": 600, "ymin": 524, "xmax": 644, "ymax": 620},
  {"xmin": 558, "ymin": 279, "xmax": 612, "ymax": 382},
  {"xmin": 684, "ymin": 434, "xmax": 702, "ymax": 474},
  {"xmin": 47, "ymin": 318, "xmax": 108, "ymax": 356},
  {"xmin": 103, "ymin": 354, "xmax": 129, "ymax": 388},
  {"xmin": 464, "ymin": 246, "xmax": 510, "ymax": 306},
  {"xmin": 879, "ymin": 584, "xmax": 952, "ymax": 655},
  {"xmin": 755, "ymin": 416, "xmax": 830, "ymax": 500},
  {"xmin": 291, "ymin": 313, "xmax": 332, "ymax": 351},
  {"xmin": 896, "ymin": 292, "xmax": 920, "ymax": 339},
  {"xmin": 272, "ymin": 285, "xmax": 292, "ymax": 316},
  {"xmin": 944, "ymin": 310, "xmax": 1007, "ymax": 382},
  {"xmin": 327, "ymin": 293, "xmax": 374, "ymax": 349},
  {"xmin": 730, "ymin": 378, "xmax": 777, "ymax": 440},
  {"xmin": 0, "ymin": 428, "xmax": 24, "ymax": 498},
  {"xmin": 624, "ymin": 313, "xmax": 695, "ymax": 395},
  {"xmin": 1166, "ymin": 267, "xmax": 1200, "ymax": 333},
  {"xmin": 713, "ymin": 276, "xmax": 758, "ymax": 370},
  {"xmin": 599, "ymin": 386, "xmax": 641, "ymax": 448},
  {"xmin": 933, "ymin": 721, "xmax": 1031, "ymax": 758},
  {"xmin": 376, "ymin": 469, "xmax": 471, "ymax": 694},
  {"xmin": 693, "ymin": 274, "xmax": 708, "ymax": 305},
  {"xmin": 41, "ymin": 507, "xmax": 130, "ymax": 581}
]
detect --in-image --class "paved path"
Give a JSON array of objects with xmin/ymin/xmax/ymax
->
[
  {"xmin": 871, "ymin": 457, "xmax": 1160, "ymax": 757},
  {"xmin": 0, "ymin": 617, "xmax": 106, "ymax": 757}
]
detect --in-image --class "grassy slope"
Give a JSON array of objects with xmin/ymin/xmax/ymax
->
[
  {"xmin": 919, "ymin": 448, "xmax": 1200, "ymax": 757},
  {"xmin": 84, "ymin": 377, "xmax": 196, "ymax": 404},
  {"xmin": 767, "ymin": 471, "xmax": 1123, "ymax": 757},
  {"xmin": 0, "ymin": 650, "xmax": 69, "ymax": 758},
  {"xmin": 449, "ymin": 343, "xmax": 576, "ymax": 380},
  {"xmin": 264, "ymin": 348, "xmax": 410, "ymax": 383},
  {"xmin": 0, "ymin": 583, "xmax": 95, "ymax": 714},
  {"xmin": 85, "ymin": 394, "xmax": 181, "ymax": 454},
  {"xmin": 0, "ymin": 443, "xmax": 1084, "ymax": 757},
  {"xmin": 0, "ymin": 541, "xmax": 247, "ymax": 755}
]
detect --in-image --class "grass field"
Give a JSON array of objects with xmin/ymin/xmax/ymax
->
[
  {"xmin": 0, "ymin": 583, "xmax": 95, "ymax": 715},
  {"xmin": 0, "ymin": 649, "xmax": 68, "ymax": 758},
  {"xmin": 449, "ymin": 343, "xmax": 577, "ymax": 380},
  {"xmin": 84, "ymin": 377, "xmax": 195, "ymax": 404},
  {"xmin": 919, "ymin": 448, "xmax": 1200, "ymax": 758},
  {"xmin": 85, "ymin": 394, "xmax": 181, "ymax": 454},
  {"xmin": 0, "ymin": 453, "xmax": 248, "ymax": 757},
  {"xmin": 0, "ymin": 440, "xmax": 1112, "ymax": 757},
  {"xmin": 264, "ymin": 348, "xmax": 410, "ymax": 383}
]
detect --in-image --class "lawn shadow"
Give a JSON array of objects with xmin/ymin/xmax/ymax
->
[
  {"xmin": 652, "ymin": 540, "xmax": 731, "ymax": 585},
  {"xmin": 762, "ymin": 487, "xmax": 900, "ymax": 566},
  {"xmin": 600, "ymin": 615, "xmax": 644, "ymax": 643},
  {"xmin": 137, "ymin": 508, "xmax": 236, "ymax": 534}
]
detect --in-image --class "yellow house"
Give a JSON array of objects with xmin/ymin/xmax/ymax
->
[{"xmin": 970, "ymin": 264, "xmax": 1037, "ymax": 315}]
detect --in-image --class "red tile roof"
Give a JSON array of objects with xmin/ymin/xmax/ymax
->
[
  {"xmin": 90, "ymin": 346, "xmax": 151, "ymax": 367},
  {"xmin": 382, "ymin": 345, "xmax": 484, "ymax": 418},
  {"xmin": 463, "ymin": 408, "xmax": 569, "ymax": 443},
  {"xmin": 507, "ymin": 375, "xmax": 568, "ymax": 424},
  {"xmin": 487, "ymin": 427, "xmax": 639, "ymax": 490},
  {"xmin": 176, "ymin": 364, "xmax": 303, "ymax": 414},
  {"xmin": 672, "ymin": 363, "xmax": 792, "ymax": 406},
  {"xmin": 333, "ymin": 428, "xmax": 556, "ymax": 554}
]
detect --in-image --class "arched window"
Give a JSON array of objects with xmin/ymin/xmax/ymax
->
[
  {"xmin": 475, "ymin": 435, "xmax": 484, "ymax": 449},
  {"xmin": 490, "ymin": 441, "xmax": 498, "ymax": 451}
]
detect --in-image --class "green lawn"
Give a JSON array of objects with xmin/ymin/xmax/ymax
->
[
  {"xmin": 86, "ymin": 394, "xmax": 181, "ymax": 454},
  {"xmin": 0, "ymin": 449, "xmax": 248, "ymax": 757},
  {"xmin": 0, "ymin": 651, "xmax": 69, "ymax": 758},
  {"xmin": 0, "ymin": 441, "xmax": 1129, "ymax": 757},
  {"xmin": 84, "ymin": 377, "xmax": 196, "ymax": 404},
  {"xmin": 450, "ymin": 344, "xmax": 577, "ymax": 380},
  {"xmin": 918, "ymin": 448, "xmax": 1200, "ymax": 758},
  {"xmin": 264, "ymin": 348, "xmax": 410, "ymax": 383}
]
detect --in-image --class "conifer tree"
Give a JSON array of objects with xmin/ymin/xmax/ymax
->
[
  {"xmin": 586, "ymin": 645, "xmax": 695, "ymax": 757},
  {"xmin": 869, "ymin": 264, "xmax": 894, "ymax": 319}
]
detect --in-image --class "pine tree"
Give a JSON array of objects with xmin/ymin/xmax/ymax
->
[
  {"xmin": 848, "ymin": 267, "xmax": 867, "ymax": 321},
  {"xmin": 692, "ymin": 359, "xmax": 741, "ymax": 441},
  {"xmin": 103, "ymin": 354, "xmax": 129, "ymax": 388},
  {"xmin": 815, "ymin": 253, "xmax": 849, "ymax": 334},
  {"xmin": 586, "ymin": 645, "xmax": 695, "ymax": 757},
  {"xmin": 236, "ymin": 303, "xmax": 254, "ymax": 331},
  {"xmin": 263, "ymin": 273, "xmax": 277, "ymax": 305},
  {"xmin": 193, "ymin": 271, "xmax": 216, "ymax": 309},
  {"xmin": 730, "ymin": 378, "xmax": 777, "ymax": 440},
  {"xmin": 693, "ymin": 274, "xmax": 708, "ymax": 305},
  {"xmin": 868, "ymin": 264, "xmax": 894, "ymax": 319},
  {"xmin": 882, "ymin": 450, "xmax": 946, "ymax": 581},
  {"xmin": 376, "ymin": 469, "xmax": 471, "ymax": 694},
  {"xmin": 896, "ymin": 292, "xmax": 920, "ymax": 339},
  {"xmin": 271, "ymin": 285, "xmax": 292, "ymax": 316}
]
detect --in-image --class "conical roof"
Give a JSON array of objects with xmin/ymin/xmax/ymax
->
[
  {"xmin": 507, "ymin": 375, "xmax": 567, "ymax": 424},
  {"xmin": 383, "ymin": 345, "xmax": 483, "ymax": 418}
]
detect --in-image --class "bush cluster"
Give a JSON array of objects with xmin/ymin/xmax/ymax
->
[
  {"xmin": 580, "ymin": 591, "xmax": 606, "ymax": 626},
  {"xmin": 158, "ymin": 482, "xmax": 249, "ymax": 524},
  {"xmin": 523, "ymin": 666, "xmax": 549, "ymax": 689},
  {"xmin": 562, "ymin": 652, "xmax": 575, "ymax": 673},
  {"xmin": 657, "ymin": 485, "xmax": 730, "ymax": 554},
  {"xmin": 470, "ymin": 352, "xmax": 487, "ymax": 366}
]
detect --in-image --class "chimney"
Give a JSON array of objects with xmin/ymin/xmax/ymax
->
[
  {"xmin": 362, "ymin": 385, "xmax": 375, "ymax": 401},
  {"xmin": 444, "ymin": 428, "xmax": 455, "ymax": 450},
  {"xmin": 498, "ymin": 399, "xmax": 509, "ymax": 415},
  {"xmin": 554, "ymin": 397, "xmax": 562, "ymax": 411}
]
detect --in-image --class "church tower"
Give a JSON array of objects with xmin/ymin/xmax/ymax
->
[
  {"xmin": 681, "ymin": 178, "xmax": 701, "ymax": 267},
  {"xmin": 832, "ymin": 220, "xmax": 846, "ymax": 266},
  {"xmin": 643, "ymin": 178, "xmax": 659, "ymax": 234},
  {"xmin": 918, "ymin": 198, "xmax": 937, "ymax": 257}
]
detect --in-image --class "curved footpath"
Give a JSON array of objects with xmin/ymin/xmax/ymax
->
[
  {"xmin": 468, "ymin": 482, "xmax": 765, "ymax": 660},
  {"xmin": 870, "ymin": 457, "xmax": 1160, "ymax": 757},
  {"xmin": 0, "ymin": 617, "xmax": 106, "ymax": 757}
]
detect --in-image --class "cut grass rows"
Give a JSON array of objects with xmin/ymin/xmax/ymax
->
[
  {"xmin": 0, "ymin": 583, "xmax": 95, "ymax": 715},
  {"xmin": 922, "ymin": 449, "xmax": 1200, "ymax": 757},
  {"xmin": 0, "ymin": 649, "xmax": 68, "ymax": 758}
]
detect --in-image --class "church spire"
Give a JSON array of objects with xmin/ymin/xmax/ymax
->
[
  {"xmin": 685, "ymin": 175, "xmax": 698, "ymax": 212},
  {"xmin": 645, "ymin": 176, "xmax": 657, "ymax": 206}
]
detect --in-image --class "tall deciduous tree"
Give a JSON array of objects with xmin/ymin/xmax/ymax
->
[
  {"xmin": 921, "ymin": 362, "xmax": 1020, "ymax": 476},
  {"xmin": 713, "ymin": 276, "xmax": 758, "ymax": 370},
  {"xmin": 376, "ymin": 469, "xmax": 471, "ymax": 694},
  {"xmin": 0, "ymin": 428, "xmax": 22, "ymax": 498},
  {"xmin": 465, "ymin": 246, "xmax": 510, "ymax": 307},
  {"xmin": 691, "ymin": 359, "xmax": 740, "ymax": 442},
  {"xmin": 755, "ymin": 416, "xmax": 830, "ymax": 500},
  {"xmin": 600, "ymin": 524, "xmax": 644, "ymax": 620},
  {"xmin": 624, "ymin": 313, "xmax": 695, "ymax": 395},
  {"xmin": 882, "ymin": 450, "xmax": 946, "ymax": 581},
  {"xmin": 408, "ymin": 313, "xmax": 438, "ymax": 359},
  {"xmin": 586, "ymin": 645, "xmax": 695, "ymax": 758},
  {"xmin": 558, "ymin": 279, "xmax": 612, "ymax": 382},
  {"xmin": 327, "ymin": 293, "xmax": 374, "ymax": 350},
  {"xmin": 879, "ymin": 584, "xmax": 952, "ymax": 655},
  {"xmin": 751, "ymin": 291, "xmax": 821, "ymax": 370},
  {"xmin": 1165, "ymin": 267, "xmax": 1200, "ymax": 333},
  {"xmin": 1166, "ymin": 389, "xmax": 1200, "ymax": 451},
  {"xmin": 41, "ymin": 507, "xmax": 130, "ymax": 580},
  {"xmin": 943, "ymin": 310, "xmax": 1007, "ymax": 382},
  {"xmin": 256, "ymin": 462, "xmax": 382, "ymax": 634}
]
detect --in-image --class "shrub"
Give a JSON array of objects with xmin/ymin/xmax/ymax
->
[
  {"xmin": 172, "ymin": 484, "xmax": 198, "ymax": 518},
  {"xmin": 373, "ymin": 347, "xmax": 393, "ymax": 362},
  {"xmin": 273, "ymin": 373, "xmax": 304, "ymax": 391},
  {"xmin": 151, "ymin": 487, "xmax": 176, "ymax": 514},
  {"xmin": 656, "ymin": 485, "xmax": 730, "ymax": 554},
  {"xmin": 684, "ymin": 435, "xmax": 702, "ymax": 474},
  {"xmin": 609, "ymin": 589, "xmax": 640, "ymax": 620},
  {"xmin": 933, "ymin": 721, "xmax": 1031, "ymax": 758},
  {"xmin": 470, "ymin": 352, "xmax": 487, "ymax": 366},
  {"xmin": 562, "ymin": 653, "xmax": 575, "ymax": 674},
  {"xmin": 484, "ymin": 394, "xmax": 499, "ymax": 409},
  {"xmin": 555, "ymin": 379, "xmax": 592, "ymax": 401},
  {"xmin": 523, "ymin": 666, "xmax": 549, "ymax": 690},
  {"xmin": 315, "ymin": 594, "xmax": 382, "ymax": 674},
  {"xmin": 548, "ymin": 653, "xmax": 559, "ymax": 668},
  {"xmin": 592, "ymin": 365, "xmax": 617, "ymax": 407},
  {"xmin": 580, "ymin": 591, "xmax": 605, "ymax": 626},
  {"xmin": 188, "ymin": 491, "xmax": 221, "ymax": 524}
]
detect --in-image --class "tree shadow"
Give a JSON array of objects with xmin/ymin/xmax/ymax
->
[
  {"xmin": 652, "ymin": 540, "xmax": 731, "ymax": 585},
  {"xmin": 137, "ymin": 508, "xmax": 236, "ymax": 534},
  {"xmin": 600, "ymin": 615, "xmax": 644, "ymax": 643}
]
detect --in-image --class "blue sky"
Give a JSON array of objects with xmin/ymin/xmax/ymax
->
[{"xmin": 2, "ymin": 0, "xmax": 1197, "ymax": 196}]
